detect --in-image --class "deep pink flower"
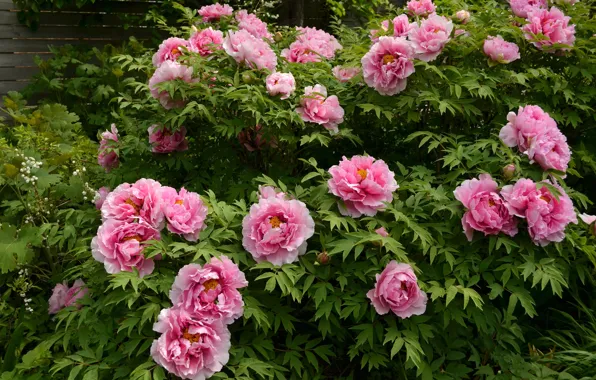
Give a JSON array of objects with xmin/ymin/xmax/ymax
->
[
  {"xmin": 361, "ymin": 36, "xmax": 415, "ymax": 96},
  {"xmin": 64, "ymin": 279, "xmax": 88, "ymax": 308},
  {"xmin": 198, "ymin": 3, "xmax": 233, "ymax": 22},
  {"xmin": 170, "ymin": 256, "xmax": 248, "ymax": 323},
  {"xmin": 453, "ymin": 174, "xmax": 518, "ymax": 241},
  {"xmin": 148, "ymin": 125, "xmax": 189, "ymax": 154},
  {"xmin": 393, "ymin": 15, "xmax": 415, "ymax": 37},
  {"xmin": 296, "ymin": 84, "xmax": 344, "ymax": 134},
  {"xmin": 367, "ymin": 261, "xmax": 427, "ymax": 318},
  {"xmin": 455, "ymin": 10, "xmax": 471, "ymax": 24},
  {"xmin": 98, "ymin": 124, "xmax": 119, "ymax": 173},
  {"xmin": 101, "ymin": 179, "xmax": 165, "ymax": 230},
  {"xmin": 223, "ymin": 30, "xmax": 277, "ymax": 71},
  {"xmin": 500, "ymin": 178, "xmax": 538, "ymax": 217},
  {"xmin": 235, "ymin": 10, "xmax": 271, "ymax": 40},
  {"xmin": 242, "ymin": 187, "xmax": 315, "ymax": 266},
  {"xmin": 409, "ymin": 14, "xmax": 453, "ymax": 62},
  {"xmin": 281, "ymin": 27, "xmax": 341, "ymax": 63},
  {"xmin": 94, "ymin": 186, "xmax": 110, "ymax": 210},
  {"xmin": 48, "ymin": 279, "xmax": 88, "ymax": 314},
  {"xmin": 332, "ymin": 66, "xmax": 361, "ymax": 82},
  {"xmin": 151, "ymin": 308, "xmax": 230, "ymax": 380},
  {"xmin": 152, "ymin": 38, "xmax": 190, "ymax": 67},
  {"xmin": 265, "ymin": 72, "xmax": 296, "ymax": 100},
  {"xmin": 237, "ymin": 124, "xmax": 277, "ymax": 152},
  {"xmin": 328, "ymin": 155, "xmax": 398, "ymax": 218},
  {"xmin": 188, "ymin": 27, "xmax": 224, "ymax": 56},
  {"xmin": 91, "ymin": 219, "xmax": 160, "ymax": 277},
  {"xmin": 522, "ymin": 7, "xmax": 575, "ymax": 51},
  {"xmin": 483, "ymin": 35, "xmax": 521, "ymax": 64},
  {"xmin": 406, "ymin": 0, "xmax": 436, "ymax": 17},
  {"xmin": 526, "ymin": 127, "xmax": 571, "ymax": 172},
  {"xmin": 509, "ymin": 0, "xmax": 547, "ymax": 18},
  {"xmin": 499, "ymin": 105, "xmax": 557, "ymax": 152},
  {"xmin": 149, "ymin": 61, "xmax": 194, "ymax": 109},
  {"xmin": 375, "ymin": 227, "xmax": 389, "ymax": 237},
  {"xmin": 161, "ymin": 187, "xmax": 208, "ymax": 242}
]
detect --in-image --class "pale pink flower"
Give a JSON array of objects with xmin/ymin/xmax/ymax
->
[
  {"xmin": 455, "ymin": 10, "xmax": 471, "ymax": 24},
  {"xmin": 296, "ymin": 84, "xmax": 345, "ymax": 134},
  {"xmin": 149, "ymin": 61, "xmax": 194, "ymax": 109},
  {"xmin": 483, "ymin": 35, "xmax": 521, "ymax": 63},
  {"xmin": 501, "ymin": 178, "xmax": 538, "ymax": 217},
  {"xmin": 375, "ymin": 227, "xmax": 389, "ymax": 237},
  {"xmin": 94, "ymin": 186, "xmax": 110, "ymax": 210},
  {"xmin": 526, "ymin": 127, "xmax": 571, "ymax": 172},
  {"xmin": 148, "ymin": 125, "xmax": 189, "ymax": 154},
  {"xmin": 49, "ymin": 279, "xmax": 89, "ymax": 314},
  {"xmin": 409, "ymin": 14, "xmax": 453, "ymax": 62},
  {"xmin": 393, "ymin": 14, "xmax": 415, "ymax": 37},
  {"xmin": 98, "ymin": 124, "xmax": 119, "ymax": 172},
  {"xmin": 367, "ymin": 261, "xmax": 427, "ymax": 318},
  {"xmin": 235, "ymin": 10, "xmax": 271, "ymax": 40},
  {"xmin": 91, "ymin": 219, "xmax": 160, "ymax": 277},
  {"xmin": 281, "ymin": 27, "xmax": 341, "ymax": 63},
  {"xmin": 152, "ymin": 38, "xmax": 190, "ymax": 67},
  {"xmin": 454, "ymin": 29, "xmax": 469, "ymax": 37},
  {"xmin": 406, "ymin": 0, "xmax": 436, "ymax": 17},
  {"xmin": 328, "ymin": 155, "xmax": 398, "ymax": 218},
  {"xmin": 453, "ymin": 174, "xmax": 518, "ymax": 241},
  {"xmin": 579, "ymin": 214, "xmax": 596, "ymax": 235},
  {"xmin": 242, "ymin": 188, "xmax": 315, "ymax": 266},
  {"xmin": 198, "ymin": 3, "xmax": 233, "ymax": 22},
  {"xmin": 265, "ymin": 72, "xmax": 296, "ymax": 100},
  {"xmin": 188, "ymin": 27, "xmax": 224, "ymax": 56},
  {"xmin": 170, "ymin": 256, "xmax": 248, "ymax": 324},
  {"xmin": 223, "ymin": 30, "xmax": 277, "ymax": 71},
  {"xmin": 522, "ymin": 7, "xmax": 575, "ymax": 51},
  {"xmin": 370, "ymin": 20, "xmax": 390, "ymax": 42},
  {"xmin": 361, "ymin": 36, "xmax": 415, "ymax": 96},
  {"xmin": 499, "ymin": 105, "xmax": 557, "ymax": 152},
  {"xmin": 259, "ymin": 186, "xmax": 285, "ymax": 200},
  {"xmin": 101, "ymin": 179, "xmax": 165, "ymax": 230},
  {"xmin": 161, "ymin": 187, "xmax": 208, "ymax": 242},
  {"xmin": 332, "ymin": 66, "xmax": 360, "ymax": 82},
  {"xmin": 151, "ymin": 307, "xmax": 230, "ymax": 380},
  {"xmin": 509, "ymin": 0, "xmax": 547, "ymax": 18}
]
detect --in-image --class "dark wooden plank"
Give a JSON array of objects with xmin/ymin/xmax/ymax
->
[
  {"xmin": 0, "ymin": 39, "xmax": 124, "ymax": 53},
  {"xmin": 0, "ymin": 0, "xmax": 159, "ymax": 12},
  {"xmin": 0, "ymin": 80, "xmax": 29, "ymax": 94},
  {"xmin": 0, "ymin": 24, "xmax": 156, "ymax": 38},
  {"xmin": 0, "ymin": 0, "xmax": 15, "ymax": 11},
  {"xmin": 0, "ymin": 67, "xmax": 39, "ymax": 79},
  {"xmin": 0, "ymin": 53, "xmax": 43, "ymax": 67},
  {"xmin": 39, "ymin": 12, "xmax": 146, "ymax": 26}
]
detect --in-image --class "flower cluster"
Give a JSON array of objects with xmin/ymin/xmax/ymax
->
[
  {"xmin": 223, "ymin": 29, "xmax": 277, "ymax": 71},
  {"xmin": 406, "ymin": 0, "xmax": 436, "ymax": 17},
  {"xmin": 151, "ymin": 256, "xmax": 247, "ymax": 380},
  {"xmin": 235, "ymin": 9, "xmax": 271, "ymax": 40},
  {"xmin": 282, "ymin": 26, "xmax": 342, "ymax": 63},
  {"xmin": 48, "ymin": 279, "xmax": 88, "ymax": 314},
  {"xmin": 522, "ymin": 7, "xmax": 575, "ymax": 52},
  {"xmin": 91, "ymin": 179, "xmax": 208, "ymax": 277},
  {"xmin": 19, "ymin": 155, "xmax": 42, "ymax": 184},
  {"xmin": 197, "ymin": 3, "xmax": 233, "ymax": 22},
  {"xmin": 97, "ymin": 124, "xmax": 119, "ymax": 172},
  {"xmin": 499, "ymin": 105, "xmax": 571, "ymax": 172}
]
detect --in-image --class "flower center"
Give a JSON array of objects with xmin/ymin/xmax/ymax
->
[
  {"xmin": 488, "ymin": 199, "xmax": 495, "ymax": 207},
  {"xmin": 382, "ymin": 54, "xmax": 395, "ymax": 65},
  {"xmin": 182, "ymin": 329, "xmax": 201, "ymax": 344},
  {"xmin": 202, "ymin": 279, "xmax": 219, "ymax": 292},
  {"xmin": 123, "ymin": 235, "xmax": 142, "ymax": 242},
  {"xmin": 175, "ymin": 199, "xmax": 184, "ymax": 205},
  {"xmin": 357, "ymin": 169, "xmax": 368, "ymax": 180},
  {"xmin": 540, "ymin": 195, "xmax": 550, "ymax": 203},
  {"xmin": 171, "ymin": 47, "xmax": 181, "ymax": 56},
  {"xmin": 125, "ymin": 199, "xmax": 141, "ymax": 213},
  {"xmin": 269, "ymin": 216, "xmax": 282, "ymax": 228},
  {"xmin": 400, "ymin": 282, "xmax": 408, "ymax": 291}
]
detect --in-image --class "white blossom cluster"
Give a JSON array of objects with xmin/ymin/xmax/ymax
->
[{"xmin": 20, "ymin": 156, "xmax": 42, "ymax": 184}]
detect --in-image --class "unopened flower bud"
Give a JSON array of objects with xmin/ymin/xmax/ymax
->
[
  {"xmin": 503, "ymin": 164, "xmax": 516, "ymax": 180},
  {"xmin": 455, "ymin": 10, "xmax": 470, "ymax": 24},
  {"xmin": 316, "ymin": 251, "xmax": 330, "ymax": 265},
  {"xmin": 274, "ymin": 32, "xmax": 283, "ymax": 42}
]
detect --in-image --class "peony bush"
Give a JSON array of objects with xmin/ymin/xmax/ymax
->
[{"xmin": 2, "ymin": 0, "xmax": 596, "ymax": 379}]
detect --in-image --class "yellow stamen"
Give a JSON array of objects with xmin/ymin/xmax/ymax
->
[
  {"xmin": 123, "ymin": 235, "xmax": 142, "ymax": 242},
  {"xmin": 540, "ymin": 196, "xmax": 550, "ymax": 203},
  {"xmin": 202, "ymin": 279, "xmax": 219, "ymax": 292},
  {"xmin": 488, "ymin": 199, "xmax": 495, "ymax": 207},
  {"xmin": 357, "ymin": 169, "xmax": 367, "ymax": 180},
  {"xmin": 269, "ymin": 216, "xmax": 282, "ymax": 228},
  {"xmin": 171, "ymin": 47, "xmax": 181, "ymax": 56},
  {"xmin": 182, "ymin": 329, "xmax": 201, "ymax": 344},
  {"xmin": 175, "ymin": 199, "xmax": 184, "ymax": 205},
  {"xmin": 382, "ymin": 54, "xmax": 395, "ymax": 65},
  {"xmin": 125, "ymin": 199, "xmax": 141, "ymax": 213}
]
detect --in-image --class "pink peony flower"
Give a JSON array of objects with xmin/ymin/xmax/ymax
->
[
  {"xmin": 149, "ymin": 61, "xmax": 194, "ymax": 109},
  {"xmin": 197, "ymin": 3, "xmax": 233, "ymax": 22},
  {"xmin": 406, "ymin": 0, "xmax": 436, "ymax": 17},
  {"xmin": 223, "ymin": 29, "xmax": 277, "ymax": 71},
  {"xmin": 375, "ymin": 227, "xmax": 389, "ymax": 237},
  {"xmin": 296, "ymin": 84, "xmax": 344, "ymax": 133},
  {"xmin": 242, "ymin": 187, "xmax": 315, "ymax": 266},
  {"xmin": 332, "ymin": 66, "xmax": 361, "ymax": 82},
  {"xmin": 152, "ymin": 38, "xmax": 190, "ymax": 67},
  {"xmin": 169, "ymin": 255, "xmax": 248, "ymax": 323},
  {"xmin": 522, "ymin": 7, "xmax": 575, "ymax": 51},
  {"xmin": 483, "ymin": 35, "xmax": 521, "ymax": 64},
  {"xmin": 188, "ymin": 27, "xmax": 224, "ymax": 57},
  {"xmin": 94, "ymin": 186, "xmax": 110, "ymax": 210},
  {"xmin": 393, "ymin": 14, "xmax": 415, "ymax": 37},
  {"xmin": 328, "ymin": 155, "xmax": 398, "ymax": 218},
  {"xmin": 361, "ymin": 36, "xmax": 415, "ymax": 96},
  {"xmin": 265, "ymin": 72, "xmax": 296, "ymax": 100},
  {"xmin": 454, "ymin": 29, "xmax": 469, "ymax": 37},
  {"xmin": 500, "ymin": 178, "xmax": 538, "ymax": 217},
  {"xmin": 160, "ymin": 187, "xmax": 208, "ymax": 241},
  {"xmin": 148, "ymin": 125, "xmax": 189, "ymax": 154},
  {"xmin": 499, "ymin": 105, "xmax": 557, "ymax": 152},
  {"xmin": 366, "ymin": 261, "xmax": 427, "ymax": 318},
  {"xmin": 48, "ymin": 283, "xmax": 68, "ymax": 314},
  {"xmin": 509, "ymin": 0, "xmax": 547, "ymax": 18},
  {"xmin": 455, "ymin": 10, "xmax": 471, "ymax": 24},
  {"xmin": 259, "ymin": 186, "xmax": 285, "ymax": 200},
  {"xmin": 453, "ymin": 174, "xmax": 518, "ymax": 241},
  {"xmin": 91, "ymin": 219, "xmax": 160, "ymax": 277},
  {"xmin": 235, "ymin": 10, "xmax": 271, "ymax": 40},
  {"xmin": 64, "ymin": 279, "xmax": 88, "ymax": 307},
  {"xmin": 526, "ymin": 127, "xmax": 571, "ymax": 172},
  {"xmin": 151, "ymin": 307, "xmax": 230, "ymax": 380},
  {"xmin": 281, "ymin": 27, "xmax": 342, "ymax": 63},
  {"xmin": 101, "ymin": 179, "xmax": 165, "ymax": 230},
  {"xmin": 370, "ymin": 20, "xmax": 390, "ymax": 43},
  {"xmin": 98, "ymin": 124, "xmax": 119, "ymax": 173},
  {"xmin": 409, "ymin": 14, "xmax": 453, "ymax": 62}
]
